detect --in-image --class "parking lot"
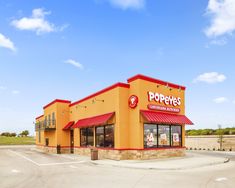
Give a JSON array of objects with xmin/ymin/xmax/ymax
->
[{"xmin": 1, "ymin": 146, "xmax": 235, "ymax": 188}]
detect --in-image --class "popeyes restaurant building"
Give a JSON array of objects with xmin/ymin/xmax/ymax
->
[{"xmin": 35, "ymin": 74, "xmax": 193, "ymax": 160}]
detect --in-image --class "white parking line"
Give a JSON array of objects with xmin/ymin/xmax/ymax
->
[
  {"xmin": 9, "ymin": 150, "xmax": 40, "ymax": 166},
  {"xmin": 11, "ymin": 169, "xmax": 20, "ymax": 173},
  {"xmin": 8, "ymin": 150, "xmax": 86, "ymax": 167},
  {"xmin": 215, "ymin": 177, "xmax": 228, "ymax": 182}
]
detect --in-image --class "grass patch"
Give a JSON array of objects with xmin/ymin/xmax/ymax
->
[{"xmin": 0, "ymin": 136, "xmax": 35, "ymax": 145}]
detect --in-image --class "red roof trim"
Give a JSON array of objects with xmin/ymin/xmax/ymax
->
[
  {"xmin": 43, "ymin": 99, "xmax": 71, "ymax": 109},
  {"xmin": 35, "ymin": 115, "xmax": 44, "ymax": 120},
  {"xmin": 69, "ymin": 83, "xmax": 129, "ymax": 107},
  {"xmin": 127, "ymin": 74, "xmax": 186, "ymax": 90}
]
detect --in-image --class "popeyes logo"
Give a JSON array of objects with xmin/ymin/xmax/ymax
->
[
  {"xmin": 129, "ymin": 95, "xmax": 138, "ymax": 108},
  {"xmin": 148, "ymin": 91, "xmax": 181, "ymax": 107}
]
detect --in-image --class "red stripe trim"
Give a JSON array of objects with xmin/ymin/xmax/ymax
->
[
  {"xmin": 36, "ymin": 115, "xmax": 44, "ymax": 120},
  {"xmin": 43, "ymin": 99, "xmax": 71, "ymax": 109},
  {"xmin": 69, "ymin": 82, "xmax": 130, "ymax": 107},
  {"xmin": 127, "ymin": 74, "xmax": 186, "ymax": 90}
]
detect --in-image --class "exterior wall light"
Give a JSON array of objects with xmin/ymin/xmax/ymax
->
[
  {"xmin": 76, "ymin": 105, "xmax": 87, "ymax": 109},
  {"xmin": 92, "ymin": 98, "xmax": 104, "ymax": 104}
]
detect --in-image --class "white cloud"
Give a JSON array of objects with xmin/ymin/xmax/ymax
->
[
  {"xmin": 204, "ymin": 0, "xmax": 235, "ymax": 37},
  {"xmin": 213, "ymin": 97, "xmax": 228, "ymax": 103},
  {"xmin": 0, "ymin": 86, "xmax": 7, "ymax": 90},
  {"xmin": 0, "ymin": 33, "xmax": 16, "ymax": 51},
  {"xmin": 12, "ymin": 90, "xmax": 20, "ymax": 95},
  {"xmin": 65, "ymin": 59, "xmax": 83, "ymax": 70},
  {"xmin": 11, "ymin": 8, "xmax": 56, "ymax": 35},
  {"xmin": 108, "ymin": 0, "xmax": 145, "ymax": 10},
  {"xmin": 233, "ymin": 100, "xmax": 235, "ymax": 104},
  {"xmin": 193, "ymin": 72, "xmax": 226, "ymax": 84},
  {"xmin": 210, "ymin": 38, "xmax": 227, "ymax": 45}
]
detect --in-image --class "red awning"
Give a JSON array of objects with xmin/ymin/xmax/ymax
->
[
  {"xmin": 141, "ymin": 110, "xmax": 193, "ymax": 125},
  {"xmin": 72, "ymin": 112, "xmax": 115, "ymax": 128},
  {"xmin": 63, "ymin": 121, "xmax": 75, "ymax": 130}
]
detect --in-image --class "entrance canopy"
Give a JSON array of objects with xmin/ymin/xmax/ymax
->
[
  {"xmin": 72, "ymin": 112, "xmax": 115, "ymax": 128},
  {"xmin": 62, "ymin": 121, "xmax": 75, "ymax": 130},
  {"xmin": 141, "ymin": 110, "xmax": 193, "ymax": 125}
]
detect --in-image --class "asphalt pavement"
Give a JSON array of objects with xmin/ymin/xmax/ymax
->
[{"xmin": 0, "ymin": 145, "xmax": 235, "ymax": 188}]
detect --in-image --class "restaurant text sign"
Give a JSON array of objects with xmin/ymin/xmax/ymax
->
[
  {"xmin": 148, "ymin": 91, "xmax": 181, "ymax": 107},
  {"xmin": 147, "ymin": 104, "xmax": 180, "ymax": 113}
]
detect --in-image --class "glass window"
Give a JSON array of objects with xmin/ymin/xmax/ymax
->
[
  {"xmin": 52, "ymin": 112, "xmax": 55, "ymax": 125},
  {"xmin": 96, "ymin": 127, "xmax": 104, "ymax": 147},
  {"xmin": 44, "ymin": 116, "xmax": 47, "ymax": 127},
  {"xmin": 144, "ymin": 124, "xmax": 157, "ymax": 148},
  {"xmin": 38, "ymin": 130, "xmax": 41, "ymax": 143},
  {"xmin": 104, "ymin": 125, "xmax": 114, "ymax": 148},
  {"xmin": 87, "ymin": 128, "xmax": 94, "ymax": 146},
  {"xmin": 158, "ymin": 125, "xmax": 170, "ymax": 147},
  {"xmin": 80, "ymin": 128, "xmax": 87, "ymax": 147},
  {"xmin": 48, "ymin": 114, "xmax": 51, "ymax": 126},
  {"xmin": 171, "ymin": 126, "xmax": 182, "ymax": 146}
]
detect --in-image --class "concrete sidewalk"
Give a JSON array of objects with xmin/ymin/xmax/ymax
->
[{"xmin": 90, "ymin": 152, "xmax": 229, "ymax": 170}]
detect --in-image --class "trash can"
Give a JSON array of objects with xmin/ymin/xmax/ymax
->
[
  {"xmin": 91, "ymin": 149, "xmax": 98, "ymax": 160},
  {"xmin": 57, "ymin": 144, "xmax": 61, "ymax": 154}
]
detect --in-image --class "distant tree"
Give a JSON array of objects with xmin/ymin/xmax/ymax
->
[
  {"xmin": 1, "ymin": 132, "xmax": 10, "ymax": 137},
  {"xmin": 19, "ymin": 130, "xmax": 29, "ymax": 137},
  {"xmin": 10, "ymin": 133, "xmax": 17, "ymax": 137},
  {"xmin": 230, "ymin": 129, "xmax": 235, "ymax": 135},
  {"xmin": 201, "ymin": 129, "xmax": 213, "ymax": 135}
]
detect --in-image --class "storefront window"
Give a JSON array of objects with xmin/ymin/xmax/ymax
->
[
  {"xmin": 96, "ymin": 126, "xmax": 104, "ymax": 147},
  {"xmin": 144, "ymin": 124, "xmax": 183, "ymax": 148},
  {"xmin": 171, "ymin": 126, "xmax": 182, "ymax": 146},
  {"xmin": 158, "ymin": 125, "xmax": 170, "ymax": 147},
  {"xmin": 104, "ymin": 125, "xmax": 114, "ymax": 148},
  {"xmin": 96, "ymin": 125, "xmax": 114, "ymax": 148},
  {"xmin": 80, "ymin": 128, "xmax": 94, "ymax": 147},
  {"xmin": 144, "ymin": 124, "xmax": 157, "ymax": 148}
]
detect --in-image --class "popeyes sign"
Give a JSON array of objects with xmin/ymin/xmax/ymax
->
[
  {"xmin": 128, "ymin": 95, "xmax": 138, "ymax": 109},
  {"xmin": 147, "ymin": 91, "xmax": 181, "ymax": 113}
]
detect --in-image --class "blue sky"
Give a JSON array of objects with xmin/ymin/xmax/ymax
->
[{"xmin": 0, "ymin": 0, "xmax": 235, "ymax": 135}]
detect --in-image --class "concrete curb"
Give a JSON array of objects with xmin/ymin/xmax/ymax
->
[{"xmin": 89, "ymin": 157, "xmax": 229, "ymax": 170}]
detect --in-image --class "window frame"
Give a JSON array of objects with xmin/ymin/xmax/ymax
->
[
  {"xmin": 80, "ymin": 127, "xmax": 94, "ymax": 147},
  {"xmin": 143, "ymin": 124, "xmax": 182, "ymax": 149},
  {"xmin": 95, "ymin": 124, "xmax": 114, "ymax": 148}
]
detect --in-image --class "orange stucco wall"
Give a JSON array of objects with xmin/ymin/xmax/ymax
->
[{"xmin": 35, "ymin": 74, "xmax": 189, "ymax": 150}]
